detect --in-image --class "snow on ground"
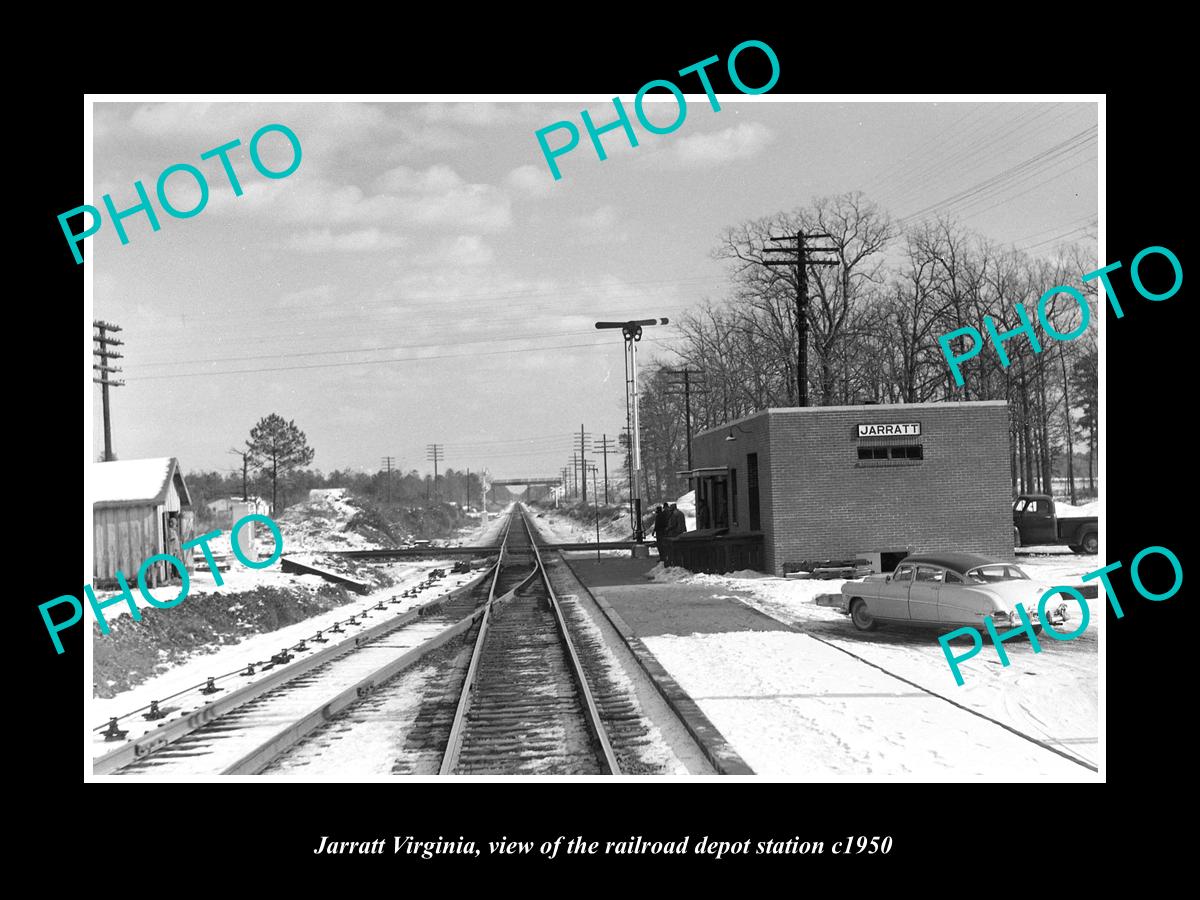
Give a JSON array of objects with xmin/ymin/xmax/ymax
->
[
  {"xmin": 275, "ymin": 487, "xmax": 384, "ymax": 551},
  {"xmin": 641, "ymin": 630, "xmax": 1094, "ymax": 780},
  {"xmin": 530, "ymin": 504, "xmax": 632, "ymax": 551},
  {"xmin": 638, "ymin": 554, "xmax": 1100, "ymax": 772},
  {"xmin": 90, "ymin": 528, "xmax": 376, "ymax": 619},
  {"xmin": 1054, "ymin": 499, "xmax": 1099, "ymax": 517},
  {"xmin": 91, "ymin": 560, "xmax": 482, "ymax": 755}
]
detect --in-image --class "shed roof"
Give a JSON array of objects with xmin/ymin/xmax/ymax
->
[{"xmin": 93, "ymin": 457, "xmax": 192, "ymax": 508}]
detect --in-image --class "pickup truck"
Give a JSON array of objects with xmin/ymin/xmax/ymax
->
[{"xmin": 1012, "ymin": 494, "xmax": 1098, "ymax": 554}]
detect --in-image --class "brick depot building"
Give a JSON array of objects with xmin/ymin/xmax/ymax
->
[{"xmin": 685, "ymin": 401, "xmax": 1013, "ymax": 575}]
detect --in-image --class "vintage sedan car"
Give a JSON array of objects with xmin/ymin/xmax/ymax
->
[{"xmin": 832, "ymin": 552, "xmax": 1069, "ymax": 633}]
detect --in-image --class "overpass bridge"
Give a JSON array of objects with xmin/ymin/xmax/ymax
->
[{"xmin": 490, "ymin": 477, "xmax": 563, "ymax": 503}]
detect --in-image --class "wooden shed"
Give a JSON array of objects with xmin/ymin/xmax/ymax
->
[{"xmin": 93, "ymin": 457, "xmax": 193, "ymax": 587}]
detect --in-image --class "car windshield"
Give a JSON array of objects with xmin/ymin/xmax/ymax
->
[{"xmin": 965, "ymin": 564, "xmax": 1030, "ymax": 584}]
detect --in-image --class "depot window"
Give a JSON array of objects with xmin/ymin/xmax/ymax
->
[{"xmin": 856, "ymin": 436, "xmax": 923, "ymax": 467}]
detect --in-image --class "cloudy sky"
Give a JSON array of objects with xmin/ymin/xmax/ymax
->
[{"xmin": 90, "ymin": 98, "xmax": 1097, "ymax": 481}]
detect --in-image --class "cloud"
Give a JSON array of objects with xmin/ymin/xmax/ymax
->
[
  {"xmin": 417, "ymin": 103, "xmax": 556, "ymax": 127},
  {"xmin": 505, "ymin": 164, "xmax": 556, "ymax": 198},
  {"xmin": 569, "ymin": 205, "xmax": 627, "ymax": 244},
  {"xmin": 376, "ymin": 164, "xmax": 513, "ymax": 230},
  {"xmin": 573, "ymin": 206, "xmax": 619, "ymax": 231},
  {"xmin": 418, "ymin": 235, "xmax": 495, "ymax": 267},
  {"xmin": 670, "ymin": 122, "xmax": 773, "ymax": 167},
  {"xmin": 287, "ymin": 228, "xmax": 407, "ymax": 252},
  {"xmin": 202, "ymin": 162, "xmax": 512, "ymax": 234}
]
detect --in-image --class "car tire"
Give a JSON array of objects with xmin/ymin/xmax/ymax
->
[
  {"xmin": 850, "ymin": 599, "xmax": 878, "ymax": 632},
  {"xmin": 1080, "ymin": 532, "xmax": 1098, "ymax": 554}
]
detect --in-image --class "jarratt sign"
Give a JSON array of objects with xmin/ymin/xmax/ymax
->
[{"xmin": 857, "ymin": 423, "xmax": 921, "ymax": 437}]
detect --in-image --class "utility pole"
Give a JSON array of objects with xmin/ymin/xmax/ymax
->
[
  {"xmin": 93, "ymin": 321, "xmax": 124, "ymax": 462},
  {"xmin": 466, "ymin": 467, "xmax": 471, "ymax": 508},
  {"xmin": 762, "ymin": 232, "xmax": 838, "ymax": 406},
  {"xmin": 663, "ymin": 368, "xmax": 705, "ymax": 470},
  {"xmin": 571, "ymin": 452, "xmax": 580, "ymax": 498},
  {"xmin": 594, "ymin": 434, "xmax": 616, "ymax": 505},
  {"xmin": 425, "ymin": 444, "xmax": 443, "ymax": 502},
  {"xmin": 228, "ymin": 448, "xmax": 252, "ymax": 501},
  {"xmin": 574, "ymin": 425, "xmax": 593, "ymax": 505},
  {"xmin": 595, "ymin": 318, "xmax": 669, "ymax": 542},
  {"xmin": 589, "ymin": 463, "xmax": 601, "ymax": 561},
  {"xmin": 381, "ymin": 456, "xmax": 396, "ymax": 506}
]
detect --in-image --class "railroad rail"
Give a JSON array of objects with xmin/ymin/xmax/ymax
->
[
  {"xmin": 94, "ymin": 508, "xmax": 622, "ymax": 777},
  {"xmin": 92, "ymin": 546, "xmax": 507, "ymax": 776},
  {"xmin": 438, "ymin": 509, "xmax": 620, "ymax": 775}
]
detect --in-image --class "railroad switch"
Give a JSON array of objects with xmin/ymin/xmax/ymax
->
[
  {"xmin": 241, "ymin": 664, "xmax": 256, "ymax": 676},
  {"xmin": 271, "ymin": 649, "xmax": 294, "ymax": 666},
  {"xmin": 143, "ymin": 701, "xmax": 167, "ymax": 721},
  {"xmin": 102, "ymin": 717, "xmax": 128, "ymax": 741},
  {"xmin": 330, "ymin": 623, "xmax": 345, "ymax": 634},
  {"xmin": 201, "ymin": 677, "xmax": 222, "ymax": 695},
  {"xmin": 348, "ymin": 616, "xmax": 358, "ymax": 625},
  {"xmin": 313, "ymin": 631, "xmax": 328, "ymax": 643},
  {"xmin": 375, "ymin": 601, "xmax": 388, "ymax": 611},
  {"xmin": 295, "ymin": 640, "xmax": 308, "ymax": 652}
]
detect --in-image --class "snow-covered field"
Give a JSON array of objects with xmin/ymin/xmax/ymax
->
[
  {"xmin": 642, "ymin": 629, "xmax": 1093, "ymax": 779},
  {"xmin": 640, "ymin": 555, "xmax": 1100, "ymax": 777}
]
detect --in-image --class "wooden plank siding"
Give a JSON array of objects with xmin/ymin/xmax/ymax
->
[{"xmin": 93, "ymin": 503, "xmax": 167, "ymax": 585}]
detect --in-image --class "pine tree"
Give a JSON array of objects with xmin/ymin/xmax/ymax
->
[{"xmin": 245, "ymin": 414, "xmax": 316, "ymax": 513}]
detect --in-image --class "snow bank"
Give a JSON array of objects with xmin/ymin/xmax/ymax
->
[
  {"xmin": 1055, "ymin": 500, "xmax": 1099, "ymax": 517},
  {"xmin": 646, "ymin": 563, "xmax": 694, "ymax": 583},
  {"xmin": 275, "ymin": 488, "xmax": 389, "ymax": 551}
]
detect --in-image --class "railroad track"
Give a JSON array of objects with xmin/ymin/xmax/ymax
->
[
  {"xmin": 438, "ymin": 509, "xmax": 619, "ymax": 775},
  {"xmin": 92, "ymin": 545, "xmax": 507, "ymax": 776},
  {"xmin": 93, "ymin": 508, "xmax": 629, "ymax": 776}
]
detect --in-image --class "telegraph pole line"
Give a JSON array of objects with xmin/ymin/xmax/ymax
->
[
  {"xmin": 594, "ymin": 435, "xmax": 616, "ymax": 505},
  {"xmin": 381, "ymin": 456, "xmax": 396, "ymax": 506},
  {"xmin": 93, "ymin": 320, "xmax": 125, "ymax": 462},
  {"xmin": 762, "ymin": 232, "xmax": 838, "ymax": 407},
  {"xmin": 663, "ymin": 368, "xmax": 705, "ymax": 470},
  {"xmin": 574, "ymin": 425, "xmax": 593, "ymax": 505},
  {"xmin": 425, "ymin": 444, "xmax": 443, "ymax": 501}
]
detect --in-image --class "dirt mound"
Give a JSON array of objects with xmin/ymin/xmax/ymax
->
[
  {"xmin": 276, "ymin": 488, "xmax": 396, "ymax": 550},
  {"xmin": 93, "ymin": 582, "xmax": 354, "ymax": 697}
]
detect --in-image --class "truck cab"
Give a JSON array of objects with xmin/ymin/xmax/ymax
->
[{"xmin": 1012, "ymin": 494, "xmax": 1098, "ymax": 554}]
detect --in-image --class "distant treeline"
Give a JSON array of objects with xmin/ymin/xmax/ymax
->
[{"xmin": 187, "ymin": 466, "xmax": 486, "ymax": 521}]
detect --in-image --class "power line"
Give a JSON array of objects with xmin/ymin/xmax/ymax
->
[
  {"xmin": 123, "ymin": 336, "xmax": 677, "ymax": 382},
  {"xmin": 896, "ymin": 125, "xmax": 1097, "ymax": 226}
]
